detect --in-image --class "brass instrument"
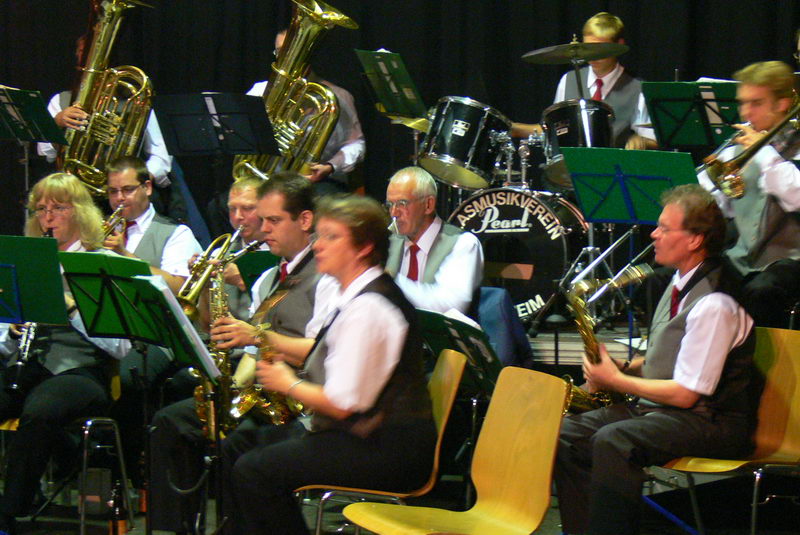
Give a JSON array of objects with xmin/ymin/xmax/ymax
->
[
  {"xmin": 176, "ymin": 227, "xmax": 242, "ymax": 322},
  {"xmin": 231, "ymin": 0, "xmax": 358, "ymax": 180},
  {"xmin": 702, "ymin": 99, "xmax": 800, "ymax": 199},
  {"xmin": 230, "ymin": 290, "xmax": 305, "ymax": 425},
  {"xmin": 563, "ymin": 262, "xmax": 654, "ymax": 414},
  {"xmin": 102, "ymin": 204, "xmax": 126, "ymax": 238},
  {"xmin": 60, "ymin": 0, "xmax": 155, "ymax": 197}
]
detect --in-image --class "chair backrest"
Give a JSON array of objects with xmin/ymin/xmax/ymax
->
[
  {"xmin": 469, "ymin": 367, "xmax": 569, "ymax": 532},
  {"xmin": 749, "ymin": 327, "xmax": 800, "ymax": 462},
  {"xmin": 413, "ymin": 349, "xmax": 467, "ymax": 496}
]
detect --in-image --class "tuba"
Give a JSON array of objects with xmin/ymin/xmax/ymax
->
[
  {"xmin": 702, "ymin": 97, "xmax": 800, "ymax": 199},
  {"xmin": 60, "ymin": 0, "xmax": 155, "ymax": 197},
  {"xmin": 231, "ymin": 0, "xmax": 358, "ymax": 180},
  {"xmin": 563, "ymin": 262, "xmax": 654, "ymax": 414}
]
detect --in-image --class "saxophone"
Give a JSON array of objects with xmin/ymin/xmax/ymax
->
[
  {"xmin": 231, "ymin": 0, "xmax": 358, "ymax": 180},
  {"xmin": 60, "ymin": 0, "xmax": 154, "ymax": 197},
  {"xmin": 229, "ymin": 290, "xmax": 305, "ymax": 425},
  {"xmin": 563, "ymin": 263, "xmax": 654, "ymax": 414}
]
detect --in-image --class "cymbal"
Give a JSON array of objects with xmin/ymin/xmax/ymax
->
[
  {"xmin": 522, "ymin": 41, "xmax": 630, "ymax": 65},
  {"xmin": 388, "ymin": 115, "xmax": 430, "ymax": 132}
]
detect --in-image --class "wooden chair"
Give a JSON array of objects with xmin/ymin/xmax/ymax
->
[
  {"xmin": 343, "ymin": 367, "xmax": 569, "ymax": 535},
  {"xmin": 658, "ymin": 327, "xmax": 800, "ymax": 535},
  {"xmin": 295, "ymin": 348, "xmax": 467, "ymax": 535}
]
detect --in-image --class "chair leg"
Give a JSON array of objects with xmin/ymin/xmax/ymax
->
[
  {"xmin": 684, "ymin": 473, "xmax": 706, "ymax": 535},
  {"xmin": 750, "ymin": 467, "xmax": 764, "ymax": 535}
]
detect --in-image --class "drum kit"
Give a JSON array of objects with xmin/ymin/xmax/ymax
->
[{"xmin": 401, "ymin": 38, "xmax": 631, "ymax": 325}]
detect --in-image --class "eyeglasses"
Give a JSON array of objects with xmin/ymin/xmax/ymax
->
[
  {"xmin": 107, "ymin": 184, "xmax": 144, "ymax": 197},
  {"xmin": 655, "ymin": 223, "xmax": 691, "ymax": 234},
  {"xmin": 385, "ymin": 198, "xmax": 421, "ymax": 211},
  {"xmin": 34, "ymin": 205, "xmax": 72, "ymax": 217}
]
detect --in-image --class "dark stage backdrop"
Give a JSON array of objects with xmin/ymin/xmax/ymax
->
[{"xmin": 1, "ymin": 0, "xmax": 799, "ymax": 236}]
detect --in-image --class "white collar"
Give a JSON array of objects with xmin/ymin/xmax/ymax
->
[
  {"xmin": 284, "ymin": 242, "xmax": 312, "ymax": 274},
  {"xmin": 132, "ymin": 203, "xmax": 156, "ymax": 230},
  {"xmin": 405, "ymin": 216, "xmax": 442, "ymax": 254},
  {"xmin": 672, "ymin": 262, "xmax": 702, "ymax": 291},
  {"xmin": 586, "ymin": 62, "xmax": 624, "ymax": 96}
]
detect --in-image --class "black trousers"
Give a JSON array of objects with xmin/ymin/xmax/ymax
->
[
  {"xmin": 221, "ymin": 418, "xmax": 437, "ymax": 535},
  {"xmin": 740, "ymin": 259, "xmax": 800, "ymax": 328},
  {"xmin": 0, "ymin": 362, "xmax": 110, "ymax": 518},
  {"xmin": 554, "ymin": 403, "xmax": 753, "ymax": 535}
]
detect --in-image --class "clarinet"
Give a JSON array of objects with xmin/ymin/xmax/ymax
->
[{"xmin": 8, "ymin": 323, "xmax": 37, "ymax": 391}]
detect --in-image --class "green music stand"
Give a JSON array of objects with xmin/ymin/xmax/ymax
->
[
  {"xmin": 234, "ymin": 250, "xmax": 279, "ymax": 294},
  {"xmin": 0, "ymin": 85, "xmax": 67, "ymax": 144},
  {"xmin": 58, "ymin": 252, "xmax": 217, "ymax": 379},
  {"xmin": 561, "ymin": 147, "xmax": 697, "ymax": 226},
  {"xmin": 355, "ymin": 49, "xmax": 428, "ymax": 119},
  {"xmin": 642, "ymin": 81, "xmax": 738, "ymax": 151},
  {"xmin": 0, "ymin": 236, "xmax": 68, "ymax": 325}
]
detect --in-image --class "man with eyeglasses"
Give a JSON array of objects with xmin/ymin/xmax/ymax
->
[
  {"xmin": 555, "ymin": 185, "xmax": 756, "ymax": 535},
  {"xmin": 246, "ymin": 29, "xmax": 365, "ymax": 195},
  {"xmin": 385, "ymin": 166, "xmax": 483, "ymax": 314},
  {"xmin": 103, "ymin": 155, "xmax": 202, "ymax": 295}
]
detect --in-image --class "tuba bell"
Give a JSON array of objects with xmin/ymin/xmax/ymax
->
[
  {"xmin": 60, "ymin": 0, "xmax": 155, "ymax": 197},
  {"xmin": 231, "ymin": 0, "xmax": 358, "ymax": 180}
]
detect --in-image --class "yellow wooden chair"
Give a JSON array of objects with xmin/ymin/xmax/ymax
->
[
  {"xmin": 295, "ymin": 348, "xmax": 467, "ymax": 535},
  {"xmin": 659, "ymin": 327, "xmax": 800, "ymax": 535},
  {"xmin": 343, "ymin": 367, "xmax": 569, "ymax": 535}
]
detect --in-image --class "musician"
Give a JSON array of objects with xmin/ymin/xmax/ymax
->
[
  {"xmin": 555, "ymin": 184, "xmax": 756, "ymax": 535},
  {"xmin": 247, "ymin": 29, "xmax": 366, "ymax": 195},
  {"xmin": 148, "ymin": 172, "xmax": 327, "ymax": 534},
  {"xmin": 697, "ymin": 61, "xmax": 800, "ymax": 328},
  {"xmin": 0, "ymin": 173, "xmax": 130, "ymax": 535},
  {"xmin": 385, "ymin": 166, "xmax": 483, "ymax": 315},
  {"xmin": 222, "ymin": 194, "xmax": 435, "ymax": 535},
  {"xmin": 512, "ymin": 12, "xmax": 656, "ymax": 150},
  {"xmin": 103, "ymin": 155, "xmax": 202, "ymax": 295}
]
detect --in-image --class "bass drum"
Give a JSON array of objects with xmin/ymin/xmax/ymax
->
[
  {"xmin": 448, "ymin": 188, "xmax": 587, "ymax": 322},
  {"xmin": 419, "ymin": 96, "xmax": 511, "ymax": 190}
]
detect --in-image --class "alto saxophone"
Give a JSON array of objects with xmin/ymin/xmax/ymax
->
[
  {"xmin": 563, "ymin": 263, "xmax": 654, "ymax": 414},
  {"xmin": 229, "ymin": 290, "xmax": 305, "ymax": 425}
]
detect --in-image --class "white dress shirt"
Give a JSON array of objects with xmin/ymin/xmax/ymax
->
[
  {"xmin": 667, "ymin": 265, "xmax": 753, "ymax": 396},
  {"xmin": 554, "ymin": 63, "xmax": 655, "ymax": 140},
  {"xmin": 247, "ymin": 80, "xmax": 365, "ymax": 176},
  {"xmin": 37, "ymin": 91, "xmax": 173, "ymax": 184},
  {"xmin": 316, "ymin": 266, "xmax": 408, "ymax": 412},
  {"xmin": 126, "ymin": 204, "xmax": 202, "ymax": 278},
  {"xmin": 394, "ymin": 217, "xmax": 483, "ymax": 314}
]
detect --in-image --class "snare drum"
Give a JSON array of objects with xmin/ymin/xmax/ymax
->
[
  {"xmin": 542, "ymin": 99, "xmax": 614, "ymax": 189},
  {"xmin": 419, "ymin": 96, "xmax": 511, "ymax": 190},
  {"xmin": 448, "ymin": 188, "xmax": 587, "ymax": 321}
]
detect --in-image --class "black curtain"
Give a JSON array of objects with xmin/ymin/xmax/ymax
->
[{"xmin": 1, "ymin": 0, "xmax": 799, "ymax": 236}]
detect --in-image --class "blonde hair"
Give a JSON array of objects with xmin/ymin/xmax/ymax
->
[
  {"xmin": 583, "ymin": 12, "xmax": 625, "ymax": 42},
  {"xmin": 25, "ymin": 173, "xmax": 104, "ymax": 250},
  {"xmin": 734, "ymin": 61, "xmax": 796, "ymax": 101},
  {"xmin": 230, "ymin": 176, "xmax": 264, "ymax": 195}
]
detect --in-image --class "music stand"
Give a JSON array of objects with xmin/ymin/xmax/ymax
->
[
  {"xmin": 153, "ymin": 92, "xmax": 280, "ymax": 160},
  {"xmin": 59, "ymin": 253, "xmax": 218, "ymax": 535},
  {"xmin": 0, "ymin": 85, "xmax": 68, "ymax": 212},
  {"xmin": 642, "ymin": 81, "xmax": 739, "ymax": 154},
  {"xmin": 234, "ymin": 250, "xmax": 279, "ymax": 294}
]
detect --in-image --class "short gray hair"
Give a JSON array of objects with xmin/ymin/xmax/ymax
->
[{"xmin": 389, "ymin": 166, "xmax": 438, "ymax": 198}]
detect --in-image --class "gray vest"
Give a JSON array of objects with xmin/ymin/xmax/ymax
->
[
  {"xmin": 253, "ymin": 251, "xmax": 319, "ymax": 338},
  {"xmin": 386, "ymin": 222, "xmax": 462, "ymax": 283},
  {"xmin": 304, "ymin": 273, "xmax": 431, "ymax": 437},
  {"xmin": 564, "ymin": 67, "xmax": 642, "ymax": 147},
  {"xmin": 30, "ymin": 325, "xmax": 112, "ymax": 377},
  {"xmin": 133, "ymin": 213, "xmax": 179, "ymax": 269},
  {"xmin": 723, "ymin": 145, "xmax": 800, "ymax": 274},
  {"xmin": 644, "ymin": 263, "xmax": 755, "ymax": 416}
]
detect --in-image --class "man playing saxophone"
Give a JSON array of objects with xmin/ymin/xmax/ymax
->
[
  {"xmin": 697, "ymin": 61, "xmax": 800, "ymax": 328},
  {"xmin": 555, "ymin": 185, "xmax": 756, "ymax": 535},
  {"xmin": 148, "ymin": 172, "xmax": 331, "ymax": 533}
]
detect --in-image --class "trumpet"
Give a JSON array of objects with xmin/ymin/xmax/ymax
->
[
  {"xmin": 177, "ymin": 226, "xmax": 242, "ymax": 322},
  {"xmin": 102, "ymin": 205, "xmax": 127, "ymax": 238}
]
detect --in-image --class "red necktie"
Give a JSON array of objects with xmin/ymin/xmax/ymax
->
[
  {"xmin": 670, "ymin": 286, "xmax": 680, "ymax": 319},
  {"xmin": 123, "ymin": 220, "xmax": 136, "ymax": 246},
  {"xmin": 279, "ymin": 261, "xmax": 288, "ymax": 283},
  {"xmin": 407, "ymin": 244, "xmax": 420, "ymax": 282},
  {"xmin": 592, "ymin": 78, "xmax": 604, "ymax": 101}
]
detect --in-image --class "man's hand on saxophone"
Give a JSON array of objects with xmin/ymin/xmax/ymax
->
[{"xmin": 210, "ymin": 316, "xmax": 258, "ymax": 349}]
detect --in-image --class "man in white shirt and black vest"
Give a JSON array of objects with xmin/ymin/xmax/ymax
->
[
  {"xmin": 385, "ymin": 166, "xmax": 484, "ymax": 315},
  {"xmin": 554, "ymin": 184, "xmax": 757, "ymax": 535}
]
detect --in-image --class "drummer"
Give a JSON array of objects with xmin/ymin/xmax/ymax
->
[
  {"xmin": 513, "ymin": 11, "xmax": 657, "ymax": 151},
  {"xmin": 384, "ymin": 166, "xmax": 484, "ymax": 316}
]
